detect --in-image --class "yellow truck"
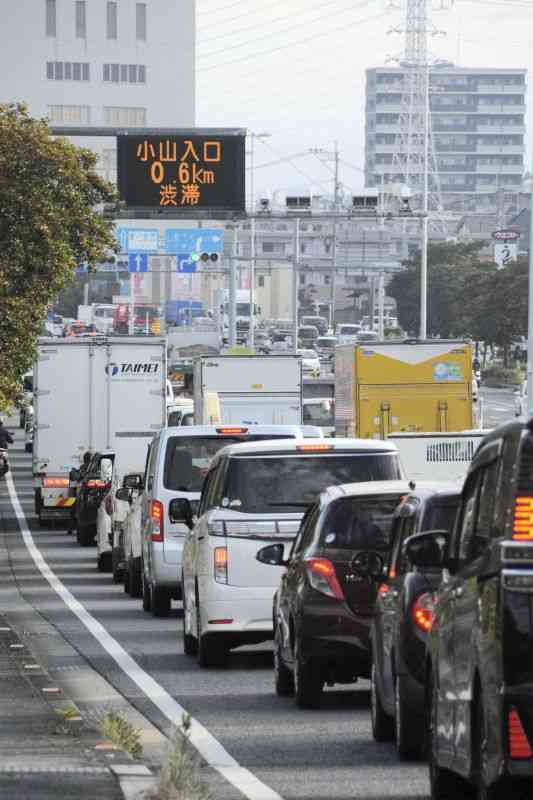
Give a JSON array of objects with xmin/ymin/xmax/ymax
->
[{"xmin": 335, "ymin": 340, "xmax": 474, "ymax": 439}]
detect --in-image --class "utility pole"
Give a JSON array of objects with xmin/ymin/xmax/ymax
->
[
  {"xmin": 228, "ymin": 226, "xmax": 238, "ymax": 347},
  {"xmin": 248, "ymin": 132, "xmax": 271, "ymax": 352},
  {"xmin": 420, "ymin": 60, "xmax": 430, "ymax": 339},
  {"xmin": 527, "ymin": 166, "xmax": 533, "ymax": 414},
  {"xmin": 292, "ymin": 217, "xmax": 300, "ymax": 354},
  {"xmin": 331, "ymin": 140, "xmax": 340, "ymax": 328}
]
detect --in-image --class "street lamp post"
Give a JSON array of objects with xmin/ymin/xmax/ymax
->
[{"xmin": 249, "ymin": 132, "xmax": 271, "ymax": 352}]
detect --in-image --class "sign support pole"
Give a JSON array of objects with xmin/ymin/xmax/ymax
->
[
  {"xmin": 229, "ymin": 227, "xmax": 237, "ymax": 347},
  {"xmin": 292, "ymin": 218, "xmax": 300, "ymax": 354},
  {"xmin": 527, "ymin": 178, "xmax": 533, "ymax": 415}
]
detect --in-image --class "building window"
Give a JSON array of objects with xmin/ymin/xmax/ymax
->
[
  {"xmin": 257, "ymin": 275, "xmax": 265, "ymax": 288},
  {"xmin": 47, "ymin": 105, "xmax": 91, "ymax": 124},
  {"xmin": 261, "ymin": 241, "xmax": 285, "ymax": 255},
  {"xmin": 75, "ymin": 1, "xmax": 86, "ymax": 38},
  {"xmin": 107, "ymin": 2, "xmax": 117, "ymax": 39},
  {"xmin": 103, "ymin": 106, "xmax": 147, "ymax": 126},
  {"xmin": 324, "ymin": 274, "xmax": 331, "ymax": 285},
  {"xmin": 104, "ymin": 64, "xmax": 146, "ymax": 83},
  {"xmin": 299, "ymin": 273, "xmax": 306, "ymax": 285},
  {"xmin": 47, "ymin": 61, "xmax": 90, "ymax": 81},
  {"xmin": 136, "ymin": 3, "xmax": 147, "ymax": 40},
  {"xmin": 46, "ymin": 0, "xmax": 56, "ymax": 36}
]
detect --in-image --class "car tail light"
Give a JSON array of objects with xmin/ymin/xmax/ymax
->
[
  {"xmin": 509, "ymin": 709, "xmax": 533, "ymax": 759},
  {"xmin": 216, "ymin": 426, "xmax": 249, "ymax": 435},
  {"xmin": 43, "ymin": 478, "xmax": 69, "ymax": 488},
  {"xmin": 305, "ymin": 558, "xmax": 344, "ymax": 601},
  {"xmin": 85, "ymin": 479, "xmax": 109, "ymax": 490},
  {"xmin": 512, "ymin": 496, "xmax": 533, "ymax": 541},
  {"xmin": 378, "ymin": 583, "xmax": 390, "ymax": 596},
  {"xmin": 296, "ymin": 444, "xmax": 333, "ymax": 452},
  {"xmin": 411, "ymin": 592, "xmax": 436, "ymax": 632},
  {"xmin": 214, "ymin": 547, "xmax": 228, "ymax": 584},
  {"xmin": 150, "ymin": 500, "xmax": 164, "ymax": 542}
]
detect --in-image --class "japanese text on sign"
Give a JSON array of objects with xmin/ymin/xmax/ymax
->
[{"xmin": 117, "ymin": 133, "xmax": 245, "ymax": 212}]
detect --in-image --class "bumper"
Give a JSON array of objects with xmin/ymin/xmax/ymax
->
[
  {"xmin": 198, "ymin": 580, "xmax": 275, "ymax": 637},
  {"xmin": 301, "ymin": 605, "xmax": 373, "ymax": 677}
]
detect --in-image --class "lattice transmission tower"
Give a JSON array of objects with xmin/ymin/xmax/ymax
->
[{"xmin": 388, "ymin": 0, "xmax": 449, "ymax": 220}]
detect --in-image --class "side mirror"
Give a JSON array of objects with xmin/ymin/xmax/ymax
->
[
  {"xmin": 169, "ymin": 497, "xmax": 194, "ymax": 529},
  {"xmin": 123, "ymin": 473, "xmax": 143, "ymax": 491},
  {"xmin": 256, "ymin": 543, "xmax": 287, "ymax": 567},
  {"xmin": 350, "ymin": 551, "xmax": 385, "ymax": 580},
  {"xmin": 69, "ymin": 468, "xmax": 81, "ymax": 482},
  {"xmin": 115, "ymin": 487, "xmax": 132, "ymax": 502},
  {"xmin": 404, "ymin": 530, "xmax": 448, "ymax": 570}
]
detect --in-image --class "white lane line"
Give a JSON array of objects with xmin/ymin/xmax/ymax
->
[{"xmin": 5, "ymin": 472, "xmax": 282, "ymax": 800}]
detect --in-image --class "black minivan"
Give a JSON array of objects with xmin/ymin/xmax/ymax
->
[{"xmin": 406, "ymin": 418, "xmax": 533, "ymax": 799}]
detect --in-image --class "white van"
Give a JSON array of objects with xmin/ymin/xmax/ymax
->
[
  {"xmin": 179, "ymin": 437, "xmax": 403, "ymax": 667},
  {"xmin": 336, "ymin": 324, "xmax": 361, "ymax": 345},
  {"xmin": 136, "ymin": 424, "xmax": 321, "ymax": 616}
]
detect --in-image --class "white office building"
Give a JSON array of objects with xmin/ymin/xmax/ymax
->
[{"xmin": 0, "ymin": 0, "xmax": 196, "ymax": 180}]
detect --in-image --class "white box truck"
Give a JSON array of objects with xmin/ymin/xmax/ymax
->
[
  {"xmin": 194, "ymin": 355, "xmax": 303, "ymax": 426},
  {"xmin": 33, "ymin": 337, "xmax": 166, "ymax": 525}
]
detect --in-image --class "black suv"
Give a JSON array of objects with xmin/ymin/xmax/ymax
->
[
  {"xmin": 257, "ymin": 480, "xmax": 409, "ymax": 708},
  {"xmin": 73, "ymin": 451, "xmax": 114, "ymax": 546},
  {"xmin": 406, "ymin": 418, "xmax": 533, "ymax": 799},
  {"xmin": 371, "ymin": 483, "xmax": 460, "ymax": 760}
]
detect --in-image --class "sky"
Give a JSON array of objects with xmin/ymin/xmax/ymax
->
[{"xmin": 194, "ymin": 0, "xmax": 533, "ymax": 201}]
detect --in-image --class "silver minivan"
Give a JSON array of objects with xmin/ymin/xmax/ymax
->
[{"xmin": 140, "ymin": 424, "xmax": 317, "ymax": 616}]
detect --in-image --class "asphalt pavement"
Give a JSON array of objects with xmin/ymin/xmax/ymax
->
[{"xmin": 0, "ymin": 390, "xmax": 516, "ymax": 800}]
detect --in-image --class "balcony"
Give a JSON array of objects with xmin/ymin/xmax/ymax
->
[
  {"xmin": 477, "ymin": 83, "xmax": 526, "ymax": 94},
  {"xmin": 477, "ymin": 124, "xmax": 525, "ymax": 134},
  {"xmin": 475, "ymin": 164, "xmax": 523, "ymax": 174},
  {"xmin": 476, "ymin": 104, "xmax": 526, "ymax": 114},
  {"xmin": 476, "ymin": 144, "xmax": 523, "ymax": 155}
]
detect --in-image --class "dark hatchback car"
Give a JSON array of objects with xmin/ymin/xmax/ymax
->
[
  {"xmin": 406, "ymin": 418, "xmax": 533, "ymax": 799},
  {"xmin": 72, "ymin": 451, "xmax": 114, "ymax": 546},
  {"xmin": 370, "ymin": 483, "xmax": 460, "ymax": 760},
  {"xmin": 257, "ymin": 480, "xmax": 409, "ymax": 708}
]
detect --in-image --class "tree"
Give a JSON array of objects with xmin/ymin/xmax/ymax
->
[{"xmin": 0, "ymin": 104, "xmax": 116, "ymax": 409}]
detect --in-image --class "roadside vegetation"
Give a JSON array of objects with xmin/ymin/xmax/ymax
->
[{"xmin": 150, "ymin": 714, "xmax": 210, "ymax": 800}]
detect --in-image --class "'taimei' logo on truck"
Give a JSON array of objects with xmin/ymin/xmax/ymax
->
[{"xmin": 105, "ymin": 362, "xmax": 160, "ymax": 376}]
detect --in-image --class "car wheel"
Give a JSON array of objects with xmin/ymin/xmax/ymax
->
[
  {"xmin": 123, "ymin": 559, "xmax": 131, "ymax": 594},
  {"xmin": 151, "ymin": 585, "xmax": 171, "ymax": 617},
  {"xmin": 428, "ymin": 670, "xmax": 467, "ymax": 800},
  {"xmin": 142, "ymin": 569, "xmax": 152, "ymax": 612},
  {"xmin": 97, "ymin": 552, "xmax": 112, "ymax": 572},
  {"xmin": 196, "ymin": 605, "xmax": 227, "ymax": 668},
  {"xmin": 25, "ymin": 443, "xmax": 32, "ymax": 454},
  {"xmin": 129, "ymin": 556, "xmax": 142, "ymax": 599},
  {"xmin": 112, "ymin": 548, "xmax": 123, "ymax": 583},
  {"xmin": 395, "ymin": 674, "xmax": 425, "ymax": 760},
  {"xmin": 293, "ymin": 636, "xmax": 322, "ymax": 709},
  {"xmin": 77, "ymin": 523, "xmax": 95, "ymax": 547},
  {"xmin": 370, "ymin": 661, "xmax": 394, "ymax": 742},
  {"xmin": 182, "ymin": 580, "xmax": 198, "ymax": 656},
  {"xmin": 274, "ymin": 623, "xmax": 294, "ymax": 696}
]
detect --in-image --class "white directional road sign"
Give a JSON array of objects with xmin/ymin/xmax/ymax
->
[{"xmin": 128, "ymin": 253, "xmax": 148, "ymax": 273}]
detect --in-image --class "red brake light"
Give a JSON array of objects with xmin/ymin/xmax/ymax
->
[
  {"xmin": 411, "ymin": 592, "xmax": 435, "ymax": 632},
  {"xmin": 305, "ymin": 558, "xmax": 344, "ymax": 601},
  {"xmin": 214, "ymin": 546, "xmax": 228, "ymax": 584},
  {"xmin": 513, "ymin": 496, "xmax": 533, "ymax": 541},
  {"xmin": 296, "ymin": 444, "xmax": 333, "ymax": 452},
  {"xmin": 151, "ymin": 500, "xmax": 164, "ymax": 542},
  {"xmin": 85, "ymin": 479, "xmax": 109, "ymax": 489},
  {"xmin": 216, "ymin": 426, "xmax": 249, "ymax": 435},
  {"xmin": 509, "ymin": 709, "xmax": 533, "ymax": 759},
  {"xmin": 42, "ymin": 478, "xmax": 69, "ymax": 488},
  {"xmin": 378, "ymin": 583, "xmax": 390, "ymax": 596}
]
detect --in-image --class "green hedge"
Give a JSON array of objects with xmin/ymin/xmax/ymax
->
[{"xmin": 482, "ymin": 365, "xmax": 523, "ymax": 387}]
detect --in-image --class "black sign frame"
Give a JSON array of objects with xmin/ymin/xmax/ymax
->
[{"xmin": 117, "ymin": 131, "xmax": 246, "ymax": 214}]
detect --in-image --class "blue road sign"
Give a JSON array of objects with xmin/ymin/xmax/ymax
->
[
  {"xmin": 128, "ymin": 253, "xmax": 148, "ymax": 273},
  {"xmin": 176, "ymin": 254, "xmax": 196, "ymax": 273},
  {"xmin": 116, "ymin": 228, "xmax": 159, "ymax": 253},
  {"xmin": 164, "ymin": 228, "xmax": 224, "ymax": 255}
]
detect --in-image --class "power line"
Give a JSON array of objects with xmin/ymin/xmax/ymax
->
[
  {"xmin": 198, "ymin": 0, "xmax": 364, "ymax": 53},
  {"xmin": 197, "ymin": 7, "xmax": 387, "ymax": 72}
]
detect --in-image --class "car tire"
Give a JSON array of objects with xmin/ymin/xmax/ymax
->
[
  {"xmin": 274, "ymin": 623, "xmax": 294, "ymax": 696},
  {"xmin": 129, "ymin": 556, "xmax": 142, "ymax": 599},
  {"xmin": 196, "ymin": 606, "xmax": 227, "ymax": 668},
  {"xmin": 428, "ymin": 670, "xmax": 467, "ymax": 800},
  {"xmin": 112, "ymin": 548, "xmax": 123, "ymax": 583},
  {"xmin": 25, "ymin": 443, "xmax": 32, "ymax": 454},
  {"xmin": 142, "ymin": 569, "xmax": 152, "ymax": 612},
  {"xmin": 182, "ymin": 581, "xmax": 198, "ymax": 656},
  {"xmin": 371, "ymin": 661, "xmax": 394, "ymax": 742},
  {"xmin": 293, "ymin": 637, "xmax": 322, "ymax": 709},
  {"xmin": 77, "ymin": 523, "xmax": 95, "ymax": 547},
  {"xmin": 123, "ymin": 560, "xmax": 131, "ymax": 594},
  {"xmin": 97, "ymin": 552, "xmax": 112, "ymax": 572},
  {"xmin": 395, "ymin": 674, "xmax": 425, "ymax": 760},
  {"xmin": 151, "ymin": 585, "xmax": 171, "ymax": 617}
]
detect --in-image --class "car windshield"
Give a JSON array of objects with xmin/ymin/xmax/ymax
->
[
  {"xmin": 223, "ymin": 453, "xmax": 401, "ymax": 513},
  {"xmin": 298, "ymin": 350, "xmax": 317, "ymax": 359},
  {"xmin": 163, "ymin": 435, "xmax": 299, "ymax": 491},
  {"xmin": 422, "ymin": 500, "xmax": 459, "ymax": 533},
  {"xmin": 319, "ymin": 494, "xmax": 404, "ymax": 551},
  {"xmin": 303, "ymin": 400, "xmax": 334, "ymax": 426},
  {"xmin": 339, "ymin": 326, "xmax": 359, "ymax": 335},
  {"xmin": 317, "ymin": 338, "xmax": 336, "ymax": 348}
]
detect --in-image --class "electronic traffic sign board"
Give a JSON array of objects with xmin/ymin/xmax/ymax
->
[{"xmin": 117, "ymin": 132, "xmax": 245, "ymax": 213}]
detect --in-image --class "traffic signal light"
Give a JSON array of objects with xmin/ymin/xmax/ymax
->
[{"xmin": 199, "ymin": 252, "xmax": 220, "ymax": 263}]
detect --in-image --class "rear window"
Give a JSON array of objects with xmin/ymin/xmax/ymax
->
[
  {"xmin": 422, "ymin": 500, "xmax": 459, "ymax": 533},
  {"xmin": 319, "ymin": 494, "xmax": 404, "ymax": 551},
  {"xmin": 223, "ymin": 453, "xmax": 401, "ymax": 513},
  {"xmin": 163, "ymin": 435, "xmax": 298, "ymax": 491}
]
